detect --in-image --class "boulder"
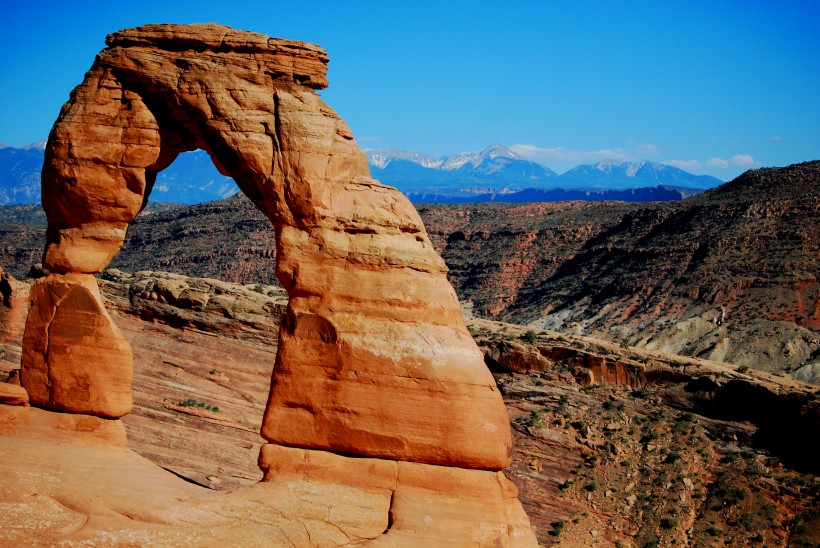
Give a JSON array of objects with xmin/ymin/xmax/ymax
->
[
  {"xmin": 0, "ymin": 383, "xmax": 29, "ymax": 406},
  {"xmin": 21, "ymin": 274, "xmax": 132, "ymax": 417}
]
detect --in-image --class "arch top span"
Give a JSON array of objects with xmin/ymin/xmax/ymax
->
[
  {"xmin": 105, "ymin": 23, "xmax": 330, "ymax": 91},
  {"xmin": 23, "ymin": 24, "xmax": 513, "ymax": 471}
]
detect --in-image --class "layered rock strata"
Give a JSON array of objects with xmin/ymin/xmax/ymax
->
[{"xmin": 17, "ymin": 23, "xmax": 531, "ymax": 544}]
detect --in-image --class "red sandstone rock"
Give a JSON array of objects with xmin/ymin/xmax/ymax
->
[
  {"xmin": 0, "ymin": 427, "xmax": 534, "ymax": 546},
  {"xmin": 0, "ymin": 383, "xmax": 28, "ymax": 406},
  {"xmin": 28, "ymin": 23, "xmax": 511, "ymax": 468},
  {"xmin": 258, "ymin": 443, "xmax": 537, "ymax": 545},
  {"xmin": 0, "ymin": 268, "xmax": 27, "ymax": 345},
  {"xmin": 21, "ymin": 274, "xmax": 132, "ymax": 417},
  {"xmin": 0, "ymin": 405, "xmax": 127, "ymax": 446}
]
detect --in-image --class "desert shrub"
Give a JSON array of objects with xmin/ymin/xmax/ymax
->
[
  {"xmin": 631, "ymin": 386, "xmax": 649, "ymax": 399},
  {"xmin": 521, "ymin": 330, "xmax": 537, "ymax": 344},
  {"xmin": 602, "ymin": 399, "xmax": 625, "ymax": 411},
  {"xmin": 660, "ymin": 517, "xmax": 677, "ymax": 529},
  {"xmin": 665, "ymin": 451, "xmax": 681, "ymax": 464},
  {"xmin": 177, "ymin": 398, "xmax": 220, "ymax": 413}
]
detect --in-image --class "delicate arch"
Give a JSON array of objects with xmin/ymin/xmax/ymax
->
[{"xmin": 21, "ymin": 24, "xmax": 511, "ymax": 470}]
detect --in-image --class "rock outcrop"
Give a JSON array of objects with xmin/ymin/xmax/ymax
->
[
  {"xmin": 23, "ymin": 273, "xmax": 133, "ymax": 416},
  {"xmin": 16, "ymin": 24, "xmax": 530, "ymax": 544}
]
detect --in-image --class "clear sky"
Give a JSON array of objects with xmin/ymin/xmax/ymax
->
[{"xmin": 1, "ymin": 0, "xmax": 818, "ymax": 180}]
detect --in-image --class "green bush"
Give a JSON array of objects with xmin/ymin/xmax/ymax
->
[
  {"xmin": 660, "ymin": 517, "xmax": 677, "ymax": 529},
  {"xmin": 177, "ymin": 398, "xmax": 220, "ymax": 413},
  {"xmin": 520, "ymin": 330, "xmax": 538, "ymax": 344},
  {"xmin": 705, "ymin": 526, "xmax": 721, "ymax": 536}
]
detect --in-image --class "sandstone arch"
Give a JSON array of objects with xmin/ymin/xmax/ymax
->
[{"xmin": 21, "ymin": 24, "xmax": 512, "ymax": 470}]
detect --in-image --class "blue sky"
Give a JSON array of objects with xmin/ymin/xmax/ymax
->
[{"xmin": 1, "ymin": 1, "xmax": 818, "ymax": 180}]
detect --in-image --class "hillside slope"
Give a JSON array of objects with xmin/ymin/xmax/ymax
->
[{"xmin": 419, "ymin": 162, "xmax": 819, "ymax": 380}]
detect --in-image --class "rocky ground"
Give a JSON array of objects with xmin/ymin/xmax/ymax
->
[
  {"xmin": 470, "ymin": 319, "xmax": 819, "ymax": 546},
  {"xmin": 2, "ymin": 270, "xmax": 817, "ymax": 546}
]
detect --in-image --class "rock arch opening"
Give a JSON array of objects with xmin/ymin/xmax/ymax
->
[
  {"xmin": 146, "ymin": 149, "xmax": 239, "ymax": 204},
  {"xmin": 21, "ymin": 23, "xmax": 512, "ymax": 471}
]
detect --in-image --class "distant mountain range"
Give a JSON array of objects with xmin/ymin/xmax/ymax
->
[
  {"xmin": 1, "ymin": 140, "xmax": 722, "ymax": 205},
  {"xmin": 367, "ymin": 144, "xmax": 723, "ymax": 199},
  {"xmin": 404, "ymin": 185, "xmax": 705, "ymax": 204},
  {"xmin": 367, "ymin": 144, "xmax": 559, "ymax": 196},
  {"xmin": 0, "ymin": 142, "xmax": 239, "ymax": 206}
]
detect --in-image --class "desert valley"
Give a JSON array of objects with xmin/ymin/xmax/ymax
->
[{"xmin": 0, "ymin": 20, "xmax": 818, "ymax": 548}]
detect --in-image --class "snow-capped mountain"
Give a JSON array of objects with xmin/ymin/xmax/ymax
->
[
  {"xmin": 367, "ymin": 143, "xmax": 535, "ymax": 171},
  {"xmin": 367, "ymin": 149, "xmax": 443, "ymax": 169},
  {"xmin": 21, "ymin": 139, "xmax": 47, "ymax": 151},
  {"xmin": 366, "ymin": 147, "xmax": 722, "ymax": 198},
  {"xmin": 366, "ymin": 144, "xmax": 558, "ymax": 196},
  {"xmin": 560, "ymin": 160, "xmax": 723, "ymax": 190}
]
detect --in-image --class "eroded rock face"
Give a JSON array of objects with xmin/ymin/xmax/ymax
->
[
  {"xmin": 258, "ymin": 444, "xmax": 536, "ymax": 544},
  {"xmin": 23, "ymin": 23, "xmax": 511, "ymax": 470},
  {"xmin": 22, "ymin": 274, "xmax": 133, "ymax": 417}
]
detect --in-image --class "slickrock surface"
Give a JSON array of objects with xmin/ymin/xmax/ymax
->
[
  {"xmin": 0, "ymin": 425, "xmax": 534, "ymax": 547},
  {"xmin": 25, "ymin": 22, "xmax": 512, "ymax": 469}
]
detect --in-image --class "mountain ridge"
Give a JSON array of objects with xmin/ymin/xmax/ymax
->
[
  {"xmin": 1, "ymin": 141, "xmax": 722, "ymax": 205},
  {"xmin": 367, "ymin": 144, "xmax": 722, "ymax": 198}
]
